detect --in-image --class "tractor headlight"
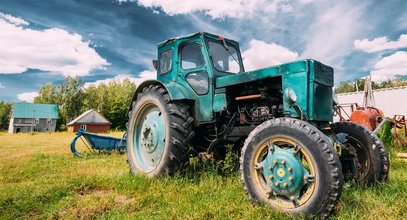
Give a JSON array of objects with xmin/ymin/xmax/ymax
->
[
  {"xmin": 333, "ymin": 93, "xmax": 339, "ymax": 105},
  {"xmin": 285, "ymin": 88, "xmax": 297, "ymax": 104}
]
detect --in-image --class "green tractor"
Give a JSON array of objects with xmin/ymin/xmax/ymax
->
[{"xmin": 126, "ymin": 32, "xmax": 389, "ymax": 217}]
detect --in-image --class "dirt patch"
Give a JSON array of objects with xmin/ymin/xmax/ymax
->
[
  {"xmin": 59, "ymin": 187, "xmax": 135, "ymax": 219},
  {"xmin": 22, "ymin": 211, "xmax": 41, "ymax": 218}
]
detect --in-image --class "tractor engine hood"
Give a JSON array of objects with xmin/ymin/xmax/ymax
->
[{"xmin": 216, "ymin": 59, "xmax": 334, "ymax": 122}]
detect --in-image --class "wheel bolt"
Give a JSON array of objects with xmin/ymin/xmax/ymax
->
[
  {"xmin": 281, "ymin": 160, "xmax": 286, "ymax": 165},
  {"xmin": 288, "ymin": 167, "xmax": 292, "ymax": 172},
  {"xmin": 283, "ymin": 183, "xmax": 288, "ymax": 188},
  {"xmin": 288, "ymin": 176, "xmax": 293, "ymax": 181},
  {"xmin": 303, "ymin": 176, "xmax": 308, "ymax": 181},
  {"xmin": 269, "ymin": 175, "xmax": 274, "ymax": 180},
  {"xmin": 273, "ymin": 160, "xmax": 278, "ymax": 165},
  {"xmin": 274, "ymin": 182, "xmax": 279, "ymax": 187}
]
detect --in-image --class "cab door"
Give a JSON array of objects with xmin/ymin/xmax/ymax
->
[{"xmin": 176, "ymin": 40, "xmax": 214, "ymax": 122}]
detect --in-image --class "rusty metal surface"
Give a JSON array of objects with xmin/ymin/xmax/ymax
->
[
  {"xmin": 350, "ymin": 108, "xmax": 384, "ymax": 131},
  {"xmin": 391, "ymin": 115, "xmax": 407, "ymax": 147},
  {"xmin": 336, "ymin": 103, "xmax": 360, "ymax": 122},
  {"xmin": 336, "ymin": 103, "xmax": 384, "ymax": 131}
]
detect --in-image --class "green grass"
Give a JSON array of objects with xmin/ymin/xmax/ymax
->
[{"xmin": 0, "ymin": 132, "xmax": 406, "ymax": 219}]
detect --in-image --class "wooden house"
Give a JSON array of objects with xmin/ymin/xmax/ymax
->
[
  {"xmin": 8, "ymin": 103, "xmax": 58, "ymax": 133},
  {"xmin": 67, "ymin": 109, "xmax": 111, "ymax": 133}
]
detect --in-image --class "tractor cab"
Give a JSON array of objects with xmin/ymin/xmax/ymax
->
[
  {"xmin": 152, "ymin": 32, "xmax": 244, "ymax": 122},
  {"xmin": 156, "ymin": 32, "xmax": 244, "ymax": 78}
]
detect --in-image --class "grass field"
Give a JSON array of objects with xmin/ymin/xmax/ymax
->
[{"xmin": 0, "ymin": 132, "xmax": 406, "ymax": 219}]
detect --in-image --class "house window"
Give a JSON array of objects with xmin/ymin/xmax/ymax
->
[
  {"xmin": 15, "ymin": 119, "xmax": 21, "ymax": 124},
  {"xmin": 33, "ymin": 128, "xmax": 38, "ymax": 132},
  {"xmin": 47, "ymin": 119, "xmax": 52, "ymax": 124},
  {"xmin": 80, "ymin": 124, "xmax": 87, "ymax": 131},
  {"xmin": 34, "ymin": 119, "xmax": 39, "ymax": 124}
]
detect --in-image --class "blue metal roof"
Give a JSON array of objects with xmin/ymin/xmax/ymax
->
[{"xmin": 12, "ymin": 103, "xmax": 58, "ymax": 119}]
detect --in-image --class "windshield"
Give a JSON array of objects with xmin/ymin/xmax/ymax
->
[{"xmin": 208, "ymin": 41, "xmax": 241, "ymax": 74}]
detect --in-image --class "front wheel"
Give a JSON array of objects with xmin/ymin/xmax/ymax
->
[
  {"xmin": 240, "ymin": 118, "xmax": 343, "ymax": 217},
  {"xmin": 126, "ymin": 84, "xmax": 195, "ymax": 177},
  {"xmin": 330, "ymin": 121, "xmax": 389, "ymax": 184}
]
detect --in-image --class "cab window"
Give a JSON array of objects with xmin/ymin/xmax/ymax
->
[
  {"xmin": 181, "ymin": 43, "xmax": 205, "ymax": 70},
  {"xmin": 159, "ymin": 49, "xmax": 173, "ymax": 74}
]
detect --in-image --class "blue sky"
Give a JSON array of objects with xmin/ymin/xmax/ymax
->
[{"xmin": 0, "ymin": 0, "xmax": 406, "ymax": 102}]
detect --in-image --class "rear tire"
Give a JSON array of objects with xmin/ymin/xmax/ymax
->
[
  {"xmin": 240, "ymin": 118, "xmax": 343, "ymax": 217},
  {"xmin": 330, "ymin": 122, "xmax": 389, "ymax": 184},
  {"xmin": 126, "ymin": 84, "xmax": 195, "ymax": 177}
]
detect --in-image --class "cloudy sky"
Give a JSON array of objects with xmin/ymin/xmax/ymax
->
[{"xmin": 0, "ymin": 0, "xmax": 406, "ymax": 102}]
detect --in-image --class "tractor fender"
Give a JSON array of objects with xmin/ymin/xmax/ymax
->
[{"xmin": 128, "ymin": 80, "xmax": 196, "ymax": 112}]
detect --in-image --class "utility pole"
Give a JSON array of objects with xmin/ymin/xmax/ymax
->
[{"xmin": 31, "ymin": 110, "xmax": 35, "ymax": 132}]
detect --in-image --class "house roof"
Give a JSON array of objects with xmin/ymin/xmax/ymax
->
[
  {"xmin": 67, "ymin": 109, "xmax": 111, "ymax": 125},
  {"xmin": 12, "ymin": 103, "xmax": 58, "ymax": 119}
]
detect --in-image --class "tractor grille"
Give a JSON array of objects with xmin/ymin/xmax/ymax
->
[{"xmin": 313, "ymin": 61, "xmax": 334, "ymax": 87}]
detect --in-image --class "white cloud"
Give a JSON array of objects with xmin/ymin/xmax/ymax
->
[
  {"xmin": 298, "ymin": 0, "xmax": 314, "ymax": 3},
  {"xmin": 264, "ymin": 0, "xmax": 292, "ymax": 13},
  {"xmin": 129, "ymin": 0, "xmax": 298, "ymax": 18},
  {"xmin": 300, "ymin": 3, "xmax": 363, "ymax": 70},
  {"xmin": 17, "ymin": 92, "xmax": 38, "ymax": 103},
  {"xmin": 242, "ymin": 39, "xmax": 299, "ymax": 71},
  {"xmin": 0, "ymin": 13, "xmax": 28, "ymax": 26},
  {"xmin": 0, "ymin": 83, "xmax": 4, "ymax": 88},
  {"xmin": 84, "ymin": 71, "xmax": 156, "ymax": 88},
  {"xmin": 370, "ymin": 51, "xmax": 407, "ymax": 82},
  {"xmin": 354, "ymin": 34, "xmax": 407, "ymax": 53},
  {"xmin": 0, "ymin": 13, "xmax": 109, "ymax": 76}
]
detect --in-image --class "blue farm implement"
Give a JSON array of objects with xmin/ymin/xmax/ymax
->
[{"xmin": 70, "ymin": 128, "xmax": 126, "ymax": 157}]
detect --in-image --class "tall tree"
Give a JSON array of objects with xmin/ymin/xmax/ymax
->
[
  {"xmin": 82, "ymin": 78, "xmax": 136, "ymax": 130},
  {"xmin": 33, "ymin": 83, "xmax": 57, "ymax": 104},
  {"xmin": 58, "ymin": 76, "xmax": 84, "ymax": 123},
  {"xmin": 0, "ymin": 101, "xmax": 12, "ymax": 131}
]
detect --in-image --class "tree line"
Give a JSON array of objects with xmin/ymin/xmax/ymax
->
[
  {"xmin": 0, "ymin": 76, "xmax": 136, "ymax": 131},
  {"xmin": 335, "ymin": 77, "xmax": 407, "ymax": 94}
]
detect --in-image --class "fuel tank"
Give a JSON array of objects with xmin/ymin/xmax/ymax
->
[{"xmin": 350, "ymin": 107, "xmax": 384, "ymax": 130}]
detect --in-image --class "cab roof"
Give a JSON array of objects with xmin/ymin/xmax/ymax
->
[{"xmin": 157, "ymin": 32, "xmax": 239, "ymax": 48}]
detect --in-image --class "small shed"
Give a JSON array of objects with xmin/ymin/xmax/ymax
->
[
  {"xmin": 67, "ymin": 109, "xmax": 111, "ymax": 133},
  {"xmin": 8, "ymin": 103, "xmax": 58, "ymax": 133}
]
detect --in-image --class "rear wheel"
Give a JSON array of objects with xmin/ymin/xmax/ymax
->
[
  {"xmin": 126, "ymin": 84, "xmax": 195, "ymax": 177},
  {"xmin": 330, "ymin": 122, "xmax": 389, "ymax": 184},
  {"xmin": 240, "ymin": 118, "xmax": 343, "ymax": 217}
]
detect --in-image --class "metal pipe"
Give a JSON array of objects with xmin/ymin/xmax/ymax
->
[
  {"xmin": 235, "ymin": 94, "xmax": 262, "ymax": 101},
  {"xmin": 374, "ymin": 118, "xmax": 388, "ymax": 134}
]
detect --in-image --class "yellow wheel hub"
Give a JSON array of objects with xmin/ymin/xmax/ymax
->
[{"xmin": 252, "ymin": 138, "xmax": 316, "ymax": 208}]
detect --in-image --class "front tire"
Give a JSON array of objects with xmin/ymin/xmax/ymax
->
[
  {"xmin": 330, "ymin": 121, "xmax": 389, "ymax": 184},
  {"xmin": 126, "ymin": 85, "xmax": 195, "ymax": 177},
  {"xmin": 240, "ymin": 118, "xmax": 343, "ymax": 217}
]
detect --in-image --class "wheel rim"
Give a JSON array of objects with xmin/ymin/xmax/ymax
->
[
  {"xmin": 132, "ymin": 102, "xmax": 166, "ymax": 172},
  {"xmin": 338, "ymin": 133, "xmax": 370, "ymax": 180},
  {"xmin": 252, "ymin": 138, "xmax": 315, "ymax": 208}
]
